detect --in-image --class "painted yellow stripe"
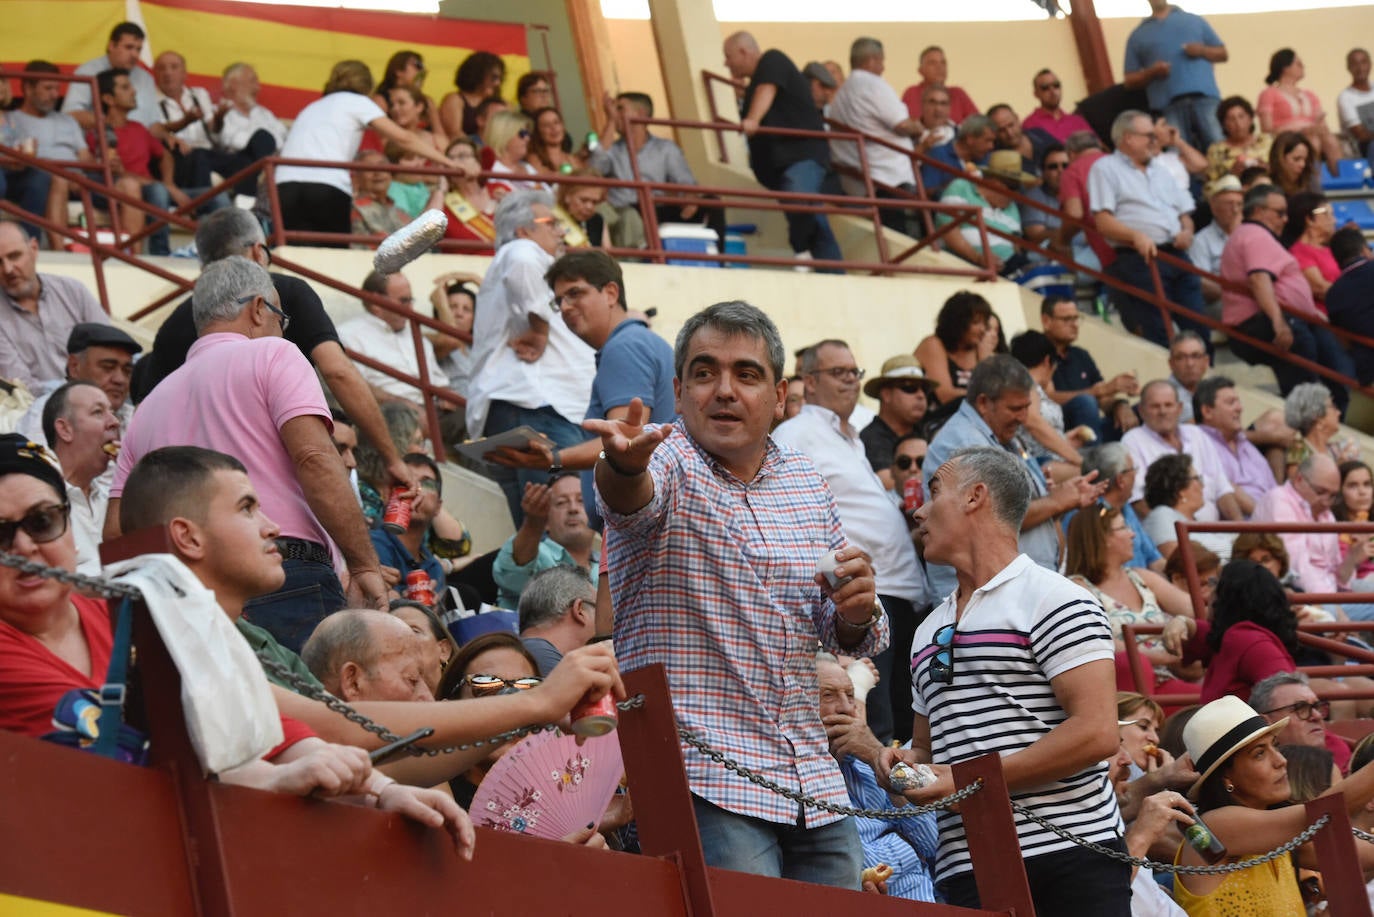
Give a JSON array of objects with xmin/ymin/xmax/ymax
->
[
  {"xmin": 0, "ymin": 1, "xmax": 124, "ymax": 65},
  {"xmin": 0, "ymin": 893, "xmax": 119, "ymax": 916},
  {"xmin": 139, "ymin": 5, "xmax": 529, "ymax": 95}
]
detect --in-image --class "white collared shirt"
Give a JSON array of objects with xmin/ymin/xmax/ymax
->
[
  {"xmin": 773, "ymin": 404, "xmax": 927, "ymax": 605},
  {"xmin": 827, "ymin": 69, "xmax": 916, "ymax": 192},
  {"xmin": 156, "ymin": 85, "xmax": 215, "ymax": 150},
  {"xmin": 1123, "ymin": 422, "xmax": 1235, "ymax": 513},
  {"xmin": 65, "ymin": 477, "xmax": 108, "ymax": 576},
  {"xmin": 336, "ymin": 311, "xmax": 450, "ymax": 403}
]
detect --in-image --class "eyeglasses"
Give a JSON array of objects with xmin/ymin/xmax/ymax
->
[
  {"xmin": 928, "ymin": 623, "xmax": 956, "ymax": 684},
  {"xmin": 550, "ymin": 284, "xmax": 598, "ymax": 311},
  {"xmin": 518, "ymin": 129, "xmax": 531, "ymax": 139},
  {"xmin": 1051, "ymin": 313, "xmax": 1080, "ymax": 323},
  {"xmin": 1043, "ymin": 162, "xmax": 1067, "ymax": 171},
  {"xmin": 237, "ymin": 294, "xmax": 290, "ymax": 332},
  {"xmin": 1263, "ymin": 699, "xmax": 1330, "ymax": 722},
  {"xmin": 810, "ymin": 367, "xmax": 866, "ymax": 382},
  {"xmin": 1036, "ymin": 81, "xmax": 1061, "ymax": 91},
  {"xmin": 0, "ymin": 502, "xmax": 70, "ymax": 551},
  {"xmin": 531, "ymin": 216, "xmax": 558, "ymax": 227},
  {"xmin": 894, "ymin": 454, "xmax": 925, "ymax": 471},
  {"xmin": 457, "ymin": 674, "xmax": 543, "ymax": 697}
]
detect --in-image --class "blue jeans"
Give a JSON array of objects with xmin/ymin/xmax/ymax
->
[
  {"xmin": 1105, "ymin": 247, "xmax": 1207, "ymax": 349},
  {"xmin": 1229, "ymin": 312, "xmax": 1353, "ymax": 414},
  {"xmin": 1060, "ymin": 392, "xmax": 1103, "ymax": 440},
  {"xmin": 777, "ymin": 158, "xmax": 843, "ymax": 269},
  {"xmin": 484, "ymin": 400, "xmax": 592, "ymax": 527},
  {"xmin": 1164, "ymin": 94, "xmax": 1224, "ymax": 151},
  {"xmin": 2, "ymin": 168, "xmax": 51, "ymax": 241},
  {"xmin": 242, "ymin": 557, "xmax": 347, "ymax": 654},
  {"xmin": 691, "ymin": 795, "xmax": 862, "ymax": 888},
  {"xmin": 139, "ymin": 181, "xmax": 172, "ymax": 255}
]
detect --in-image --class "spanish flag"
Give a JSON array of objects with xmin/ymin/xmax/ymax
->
[{"xmin": 2, "ymin": 0, "xmax": 529, "ymax": 118}]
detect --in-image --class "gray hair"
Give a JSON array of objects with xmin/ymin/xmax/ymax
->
[
  {"xmin": 957, "ymin": 114, "xmax": 992, "ymax": 141},
  {"xmin": 222, "ymin": 61, "xmax": 253, "ymax": 83},
  {"xmin": 494, "ymin": 188, "xmax": 555, "ymax": 248},
  {"xmin": 674, "ymin": 300, "xmax": 785, "ymax": 382},
  {"xmin": 1168, "ymin": 329, "xmax": 1207, "ymax": 355},
  {"xmin": 517, "ymin": 566, "xmax": 595, "ymax": 633},
  {"xmin": 849, "ymin": 37, "xmax": 883, "ymax": 69},
  {"xmin": 1110, "ymin": 109, "xmax": 1149, "ymax": 146},
  {"xmin": 949, "ymin": 446, "xmax": 1032, "ymax": 530},
  {"xmin": 194, "ymin": 208, "xmax": 265, "ymax": 266},
  {"xmin": 797, "ymin": 339, "xmax": 850, "ymax": 376},
  {"xmin": 191, "ymin": 255, "xmax": 274, "ymax": 333},
  {"xmin": 1284, "ymin": 382, "xmax": 1333, "ymax": 435},
  {"xmin": 300, "ymin": 609, "xmax": 377, "ymax": 695},
  {"xmin": 1064, "ymin": 129, "xmax": 1102, "ymax": 155},
  {"xmin": 1081, "ymin": 442, "xmax": 1131, "ymax": 484},
  {"xmin": 1249, "ymin": 670, "xmax": 1310, "ymax": 715},
  {"xmin": 1243, "ymin": 183, "xmax": 1282, "ymax": 219},
  {"xmin": 966, "ymin": 353, "xmax": 1033, "ymax": 403}
]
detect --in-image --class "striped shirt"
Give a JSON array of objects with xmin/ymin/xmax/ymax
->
[
  {"xmin": 599, "ymin": 424, "xmax": 889, "ymax": 827},
  {"xmin": 910, "ymin": 554, "xmax": 1121, "ymax": 882},
  {"xmin": 839, "ymin": 755, "xmax": 939, "ymax": 902}
]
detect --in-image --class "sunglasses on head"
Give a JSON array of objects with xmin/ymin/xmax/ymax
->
[
  {"xmin": 0, "ymin": 502, "xmax": 70, "ymax": 552},
  {"xmin": 894, "ymin": 454, "xmax": 924, "ymax": 471},
  {"xmin": 928, "ymin": 622, "xmax": 956, "ymax": 684},
  {"xmin": 456, "ymin": 674, "xmax": 543, "ymax": 697}
]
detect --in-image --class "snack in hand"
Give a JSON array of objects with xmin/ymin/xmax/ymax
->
[{"xmin": 861, "ymin": 864, "xmax": 894, "ymax": 885}]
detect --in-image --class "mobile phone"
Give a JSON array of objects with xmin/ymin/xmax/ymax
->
[{"xmin": 368, "ymin": 727, "xmax": 435, "ymax": 765}]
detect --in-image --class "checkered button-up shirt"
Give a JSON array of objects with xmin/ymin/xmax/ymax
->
[{"xmin": 599, "ymin": 424, "xmax": 889, "ymax": 827}]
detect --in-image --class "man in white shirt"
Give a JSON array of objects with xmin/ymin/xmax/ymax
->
[
  {"xmin": 41, "ymin": 381, "xmax": 120, "ymax": 575},
  {"xmin": 208, "ymin": 63, "xmax": 286, "ymax": 196},
  {"xmin": 64, "ymin": 22, "xmax": 162, "ymax": 130},
  {"xmin": 465, "ymin": 190, "xmax": 596, "ymax": 525},
  {"xmin": 1123, "ymin": 379, "xmax": 1241, "ymax": 521},
  {"xmin": 1337, "ymin": 48, "xmax": 1374, "ymax": 160},
  {"xmin": 773, "ymin": 339, "xmax": 929, "ymax": 745},
  {"xmin": 826, "ymin": 37, "xmax": 922, "ymax": 235},
  {"xmin": 1192, "ymin": 175, "xmax": 1242, "ymax": 303},
  {"xmin": 153, "ymin": 50, "xmax": 215, "ymax": 187},
  {"xmin": 336, "ymin": 270, "xmax": 465, "ymax": 446}
]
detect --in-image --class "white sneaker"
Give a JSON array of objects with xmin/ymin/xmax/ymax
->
[{"xmin": 793, "ymin": 251, "xmax": 814, "ymax": 273}]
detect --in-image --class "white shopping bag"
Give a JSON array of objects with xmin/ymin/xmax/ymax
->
[{"xmin": 105, "ymin": 554, "xmax": 283, "ymax": 774}]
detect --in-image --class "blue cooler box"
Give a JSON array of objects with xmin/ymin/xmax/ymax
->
[{"xmin": 660, "ymin": 223, "xmax": 719, "ymax": 267}]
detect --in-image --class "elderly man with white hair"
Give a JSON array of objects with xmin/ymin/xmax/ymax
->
[
  {"xmin": 465, "ymin": 190, "xmax": 596, "ymax": 525},
  {"xmin": 106, "ymin": 256, "xmax": 389, "ymax": 651}
]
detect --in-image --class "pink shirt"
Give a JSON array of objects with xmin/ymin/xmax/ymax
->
[
  {"xmin": 1252, "ymin": 480, "xmax": 1341, "ymax": 593},
  {"xmin": 111, "ymin": 333, "xmax": 335, "ymax": 553},
  {"xmin": 1257, "ymin": 85, "xmax": 1324, "ymax": 134},
  {"xmin": 1022, "ymin": 108, "xmax": 1094, "ymax": 143},
  {"xmin": 1290, "ymin": 240, "xmax": 1340, "ymax": 285},
  {"xmin": 1220, "ymin": 222, "xmax": 1321, "ymax": 326},
  {"xmin": 1059, "ymin": 149, "xmax": 1116, "ymax": 269}
]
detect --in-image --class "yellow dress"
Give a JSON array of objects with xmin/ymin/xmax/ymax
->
[{"xmin": 1171, "ymin": 845, "xmax": 1306, "ymax": 916}]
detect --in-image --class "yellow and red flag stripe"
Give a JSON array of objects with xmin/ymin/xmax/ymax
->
[{"xmin": 3, "ymin": 0, "xmax": 530, "ymax": 119}]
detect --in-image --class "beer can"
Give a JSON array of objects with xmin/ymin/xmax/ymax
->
[
  {"xmin": 903, "ymin": 477, "xmax": 923, "ymax": 514},
  {"xmin": 405, "ymin": 570, "xmax": 435, "ymax": 606},
  {"xmin": 570, "ymin": 691, "xmax": 617, "ymax": 737},
  {"xmin": 382, "ymin": 492, "xmax": 412, "ymax": 533}
]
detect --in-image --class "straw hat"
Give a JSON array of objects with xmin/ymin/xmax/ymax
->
[
  {"xmin": 1205, "ymin": 174, "xmax": 1243, "ymax": 199},
  {"xmin": 983, "ymin": 150, "xmax": 1039, "ymax": 188},
  {"xmin": 1182, "ymin": 695, "xmax": 1289, "ymax": 799},
  {"xmin": 863, "ymin": 354, "xmax": 937, "ymax": 399}
]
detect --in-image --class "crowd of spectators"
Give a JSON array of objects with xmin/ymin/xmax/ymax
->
[{"xmin": 7, "ymin": 12, "xmax": 1374, "ymax": 914}]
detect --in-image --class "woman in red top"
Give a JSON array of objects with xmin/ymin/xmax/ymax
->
[{"xmin": 1196, "ymin": 560, "xmax": 1298, "ymax": 703}]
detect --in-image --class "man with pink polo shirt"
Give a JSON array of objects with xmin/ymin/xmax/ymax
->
[
  {"xmin": 105, "ymin": 256, "xmax": 387, "ymax": 652},
  {"xmin": 1022, "ymin": 69, "xmax": 1094, "ymax": 143}
]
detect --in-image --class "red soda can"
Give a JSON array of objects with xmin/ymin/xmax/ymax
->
[
  {"xmin": 903, "ymin": 477, "xmax": 924, "ymax": 514},
  {"xmin": 570, "ymin": 691, "xmax": 618, "ymax": 737},
  {"xmin": 382, "ymin": 492, "xmax": 413, "ymax": 533},
  {"xmin": 405, "ymin": 570, "xmax": 435, "ymax": 606}
]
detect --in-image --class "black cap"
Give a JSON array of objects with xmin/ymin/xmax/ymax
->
[
  {"xmin": 66, "ymin": 322, "xmax": 143, "ymax": 356},
  {"xmin": 802, "ymin": 62, "xmax": 837, "ymax": 89}
]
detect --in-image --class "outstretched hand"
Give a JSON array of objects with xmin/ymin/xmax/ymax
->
[{"xmin": 582, "ymin": 398, "xmax": 673, "ymax": 476}]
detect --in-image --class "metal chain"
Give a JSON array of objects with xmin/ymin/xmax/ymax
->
[
  {"xmin": 1354, "ymin": 826, "xmax": 1374, "ymax": 844},
  {"xmin": 1009, "ymin": 801, "xmax": 1328, "ymax": 876},
  {"xmin": 677, "ymin": 728, "xmax": 983, "ymax": 819},
  {"xmin": 0, "ymin": 550, "xmax": 140, "ymax": 598}
]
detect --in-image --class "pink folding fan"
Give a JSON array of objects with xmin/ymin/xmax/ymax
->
[{"xmin": 469, "ymin": 730, "xmax": 625, "ymax": 840}]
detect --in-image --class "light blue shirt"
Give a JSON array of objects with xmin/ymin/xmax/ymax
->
[
  {"xmin": 922, "ymin": 400, "xmax": 1058, "ymax": 599},
  {"xmin": 65, "ymin": 56, "xmax": 163, "ymax": 127},
  {"xmin": 1087, "ymin": 151, "xmax": 1195, "ymax": 245},
  {"xmin": 838, "ymin": 755, "xmax": 939, "ymax": 903},
  {"xmin": 492, "ymin": 536, "xmax": 598, "ymax": 610},
  {"xmin": 1123, "ymin": 6, "xmax": 1224, "ymax": 110}
]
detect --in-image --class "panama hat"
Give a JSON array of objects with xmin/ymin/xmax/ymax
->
[
  {"xmin": 1182, "ymin": 695, "xmax": 1289, "ymax": 800},
  {"xmin": 863, "ymin": 354, "xmax": 936, "ymax": 399},
  {"xmin": 1205, "ymin": 174, "xmax": 1243, "ymax": 199},
  {"xmin": 983, "ymin": 149, "xmax": 1040, "ymax": 188}
]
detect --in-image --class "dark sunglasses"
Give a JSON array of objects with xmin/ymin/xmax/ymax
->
[
  {"xmin": 894, "ymin": 454, "xmax": 925, "ymax": 471},
  {"xmin": 894, "ymin": 382, "xmax": 928, "ymax": 394},
  {"xmin": 1037, "ymin": 81, "xmax": 1061, "ymax": 91},
  {"xmin": 928, "ymin": 623, "xmax": 956, "ymax": 684},
  {"xmin": 457, "ymin": 674, "xmax": 543, "ymax": 697},
  {"xmin": 1044, "ymin": 162, "xmax": 1067, "ymax": 170},
  {"xmin": 518, "ymin": 129, "xmax": 531, "ymax": 139},
  {"xmin": 0, "ymin": 502, "xmax": 70, "ymax": 551}
]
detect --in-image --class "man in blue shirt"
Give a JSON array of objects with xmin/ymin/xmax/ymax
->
[
  {"xmin": 923, "ymin": 355, "xmax": 1104, "ymax": 600},
  {"xmin": 369, "ymin": 453, "xmax": 446, "ymax": 595},
  {"xmin": 1122, "ymin": 0, "xmax": 1229, "ymax": 150},
  {"xmin": 1065, "ymin": 443, "xmax": 1165, "ymax": 571},
  {"xmin": 919, "ymin": 115, "xmax": 995, "ymax": 199}
]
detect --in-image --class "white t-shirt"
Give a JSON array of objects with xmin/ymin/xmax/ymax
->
[
  {"xmin": 911, "ymin": 554, "xmax": 1121, "ymax": 882},
  {"xmin": 336, "ymin": 311, "xmax": 449, "ymax": 403},
  {"xmin": 464, "ymin": 239, "xmax": 595, "ymax": 437},
  {"xmin": 1337, "ymin": 85, "xmax": 1374, "ymax": 131},
  {"xmin": 276, "ymin": 92, "xmax": 386, "ymax": 195},
  {"xmin": 827, "ymin": 68, "xmax": 916, "ymax": 192}
]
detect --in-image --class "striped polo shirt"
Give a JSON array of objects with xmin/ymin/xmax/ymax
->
[{"xmin": 910, "ymin": 554, "xmax": 1122, "ymax": 882}]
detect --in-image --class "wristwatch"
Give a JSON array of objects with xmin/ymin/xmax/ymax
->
[
  {"xmin": 548, "ymin": 448, "xmax": 563, "ymax": 475},
  {"xmin": 841, "ymin": 600, "xmax": 885, "ymax": 631}
]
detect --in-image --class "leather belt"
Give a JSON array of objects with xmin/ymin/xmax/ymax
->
[{"xmin": 276, "ymin": 537, "xmax": 330, "ymax": 566}]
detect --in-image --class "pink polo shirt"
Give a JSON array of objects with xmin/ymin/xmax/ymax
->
[
  {"xmin": 111, "ymin": 333, "xmax": 335, "ymax": 554},
  {"xmin": 1220, "ymin": 222, "xmax": 1321, "ymax": 326},
  {"xmin": 1023, "ymin": 107, "xmax": 1094, "ymax": 143},
  {"xmin": 1252, "ymin": 480, "xmax": 1340, "ymax": 593}
]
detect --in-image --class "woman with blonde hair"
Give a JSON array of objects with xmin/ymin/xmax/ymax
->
[
  {"xmin": 483, "ymin": 110, "xmax": 548, "ymax": 200},
  {"xmin": 276, "ymin": 60, "xmax": 457, "ymax": 242}
]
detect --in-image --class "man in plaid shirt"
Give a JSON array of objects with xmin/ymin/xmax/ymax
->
[{"xmin": 588, "ymin": 301, "xmax": 889, "ymax": 887}]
